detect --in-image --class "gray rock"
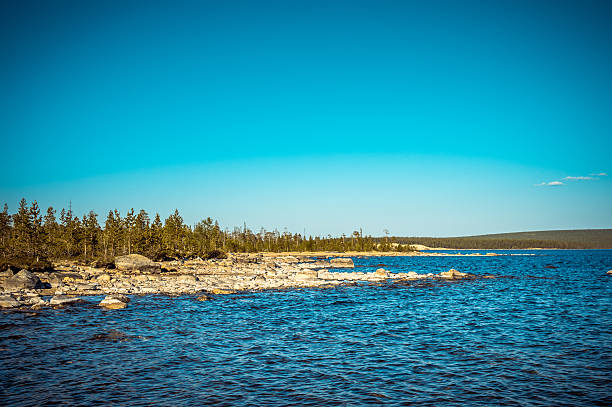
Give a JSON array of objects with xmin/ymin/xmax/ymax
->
[
  {"xmin": 115, "ymin": 254, "xmax": 161, "ymax": 273},
  {"xmin": 2, "ymin": 269, "xmax": 42, "ymax": 291},
  {"xmin": 0, "ymin": 294, "xmax": 20, "ymax": 308},
  {"xmin": 49, "ymin": 295, "xmax": 82, "ymax": 306}
]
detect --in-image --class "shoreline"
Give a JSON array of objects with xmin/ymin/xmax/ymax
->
[{"xmin": 0, "ymin": 253, "xmax": 491, "ymax": 310}]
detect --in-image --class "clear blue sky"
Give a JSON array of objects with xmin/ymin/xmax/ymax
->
[{"xmin": 1, "ymin": 0, "xmax": 610, "ymax": 236}]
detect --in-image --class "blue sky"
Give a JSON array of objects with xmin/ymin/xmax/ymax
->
[{"xmin": 1, "ymin": 0, "xmax": 610, "ymax": 236}]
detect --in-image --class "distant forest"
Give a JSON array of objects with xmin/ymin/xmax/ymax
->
[
  {"xmin": 392, "ymin": 229, "xmax": 612, "ymax": 249},
  {"xmin": 1, "ymin": 199, "xmax": 609, "ymax": 270}
]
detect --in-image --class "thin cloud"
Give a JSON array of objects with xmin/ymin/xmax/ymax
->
[
  {"xmin": 591, "ymin": 172, "xmax": 608, "ymax": 177},
  {"xmin": 535, "ymin": 181, "xmax": 563, "ymax": 187},
  {"xmin": 563, "ymin": 176, "xmax": 594, "ymax": 180}
]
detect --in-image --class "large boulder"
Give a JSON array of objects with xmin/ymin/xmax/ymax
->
[
  {"xmin": 114, "ymin": 254, "xmax": 160, "ymax": 273},
  {"xmin": 2, "ymin": 269, "xmax": 41, "ymax": 291},
  {"xmin": 0, "ymin": 294, "xmax": 21, "ymax": 308},
  {"xmin": 329, "ymin": 258, "xmax": 355, "ymax": 268}
]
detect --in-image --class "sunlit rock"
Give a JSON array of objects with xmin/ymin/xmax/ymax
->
[{"xmin": 115, "ymin": 254, "xmax": 161, "ymax": 273}]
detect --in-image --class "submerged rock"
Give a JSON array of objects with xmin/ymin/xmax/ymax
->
[
  {"xmin": 196, "ymin": 295, "xmax": 211, "ymax": 301},
  {"xmin": 90, "ymin": 329, "xmax": 133, "ymax": 342},
  {"xmin": 114, "ymin": 254, "xmax": 161, "ymax": 273},
  {"xmin": 0, "ymin": 294, "xmax": 20, "ymax": 308},
  {"xmin": 2, "ymin": 269, "xmax": 42, "ymax": 291}
]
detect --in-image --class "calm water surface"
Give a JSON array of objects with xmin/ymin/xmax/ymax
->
[{"xmin": 1, "ymin": 250, "xmax": 611, "ymax": 406}]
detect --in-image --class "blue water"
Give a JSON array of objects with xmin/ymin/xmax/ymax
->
[{"xmin": 1, "ymin": 250, "xmax": 611, "ymax": 406}]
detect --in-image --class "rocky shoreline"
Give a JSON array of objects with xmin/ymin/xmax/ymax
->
[{"xmin": 0, "ymin": 253, "xmax": 486, "ymax": 311}]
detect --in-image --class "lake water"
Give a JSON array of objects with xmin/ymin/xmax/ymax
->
[{"xmin": 1, "ymin": 250, "xmax": 611, "ymax": 406}]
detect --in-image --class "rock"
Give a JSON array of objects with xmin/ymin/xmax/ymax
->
[
  {"xmin": 209, "ymin": 288, "xmax": 235, "ymax": 295},
  {"xmin": 114, "ymin": 254, "xmax": 161, "ymax": 273},
  {"xmin": 0, "ymin": 294, "xmax": 20, "ymax": 308},
  {"xmin": 2, "ymin": 269, "xmax": 42, "ymax": 291},
  {"xmin": 374, "ymin": 268, "xmax": 389, "ymax": 277},
  {"xmin": 440, "ymin": 269, "xmax": 468, "ymax": 279},
  {"xmin": 176, "ymin": 274, "xmax": 198, "ymax": 284},
  {"xmin": 99, "ymin": 294, "xmax": 129, "ymax": 309},
  {"xmin": 90, "ymin": 329, "xmax": 134, "ymax": 342},
  {"xmin": 196, "ymin": 295, "xmax": 210, "ymax": 301},
  {"xmin": 607, "ymin": 270, "xmax": 612, "ymax": 275},
  {"xmin": 96, "ymin": 274, "xmax": 111, "ymax": 285},
  {"xmin": 329, "ymin": 258, "xmax": 355, "ymax": 268},
  {"xmin": 49, "ymin": 295, "xmax": 82, "ymax": 306}
]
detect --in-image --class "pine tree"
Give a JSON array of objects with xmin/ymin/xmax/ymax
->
[
  {"xmin": 12, "ymin": 198, "xmax": 32, "ymax": 256},
  {"xmin": 43, "ymin": 207, "xmax": 59, "ymax": 258},
  {"xmin": 134, "ymin": 209, "xmax": 150, "ymax": 254},
  {"xmin": 124, "ymin": 208, "xmax": 136, "ymax": 255},
  {"xmin": 29, "ymin": 201, "xmax": 43, "ymax": 260},
  {"xmin": 0, "ymin": 204, "xmax": 11, "ymax": 256},
  {"xmin": 163, "ymin": 209, "xmax": 185, "ymax": 255},
  {"xmin": 150, "ymin": 213, "xmax": 163, "ymax": 257},
  {"xmin": 83, "ymin": 211, "xmax": 99, "ymax": 259}
]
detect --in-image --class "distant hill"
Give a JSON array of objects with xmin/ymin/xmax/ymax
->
[{"xmin": 394, "ymin": 229, "xmax": 612, "ymax": 249}]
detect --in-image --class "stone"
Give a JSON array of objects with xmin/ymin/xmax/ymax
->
[
  {"xmin": 0, "ymin": 294, "xmax": 20, "ymax": 308},
  {"xmin": 329, "ymin": 258, "xmax": 355, "ymax": 268},
  {"xmin": 99, "ymin": 295, "xmax": 129, "ymax": 309},
  {"xmin": 97, "ymin": 274, "xmax": 111, "ymax": 285},
  {"xmin": 374, "ymin": 268, "xmax": 389, "ymax": 277},
  {"xmin": 607, "ymin": 270, "xmax": 612, "ymax": 275},
  {"xmin": 176, "ymin": 274, "xmax": 198, "ymax": 284},
  {"xmin": 114, "ymin": 254, "xmax": 161, "ymax": 273},
  {"xmin": 196, "ymin": 295, "xmax": 210, "ymax": 301},
  {"xmin": 209, "ymin": 288, "xmax": 235, "ymax": 295},
  {"xmin": 3, "ymin": 269, "xmax": 42, "ymax": 291},
  {"xmin": 49, "ymin": 295, "xmax": 82, "ymax": 306},
  {"xmin": 440, "ymin": 269, "xmax": 468, "ymax": 279}
]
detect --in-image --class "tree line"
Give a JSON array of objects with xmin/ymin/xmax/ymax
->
[
  {"xmin": 0, "ymin": 199, "xmax": 412, "ymax": 267},
  {"xmin": 390, "ymin": 237, "xmax": 597, "ymax": 250}
]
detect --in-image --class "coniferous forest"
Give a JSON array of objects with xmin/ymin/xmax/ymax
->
[
  {"xmin": 0, "ymin": 199, "xmax": 401, "ymax": 269},
  {"xmin": 1, "ymin": 199, "xmax": 609, "ymax": 271}
]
